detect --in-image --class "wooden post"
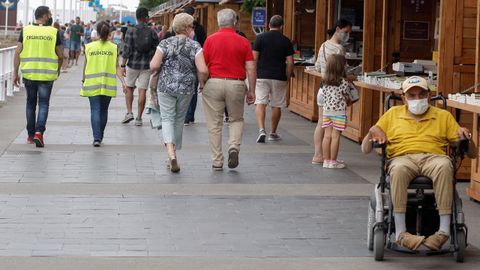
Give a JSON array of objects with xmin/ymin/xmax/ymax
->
[
  {"xmin": 315, "ymin": 0, "xmax": 328, "ymax": 57},
  {"xmin": 468, "ymin": 0, "xmax": 480, "ymax": 200},
  {"xmin": 437, "ymin": 0, "xmax": 457, "ymax": 95},
  {"xmin": 283, "ymin": 0, "xmax": 294, "ymax": 40}
]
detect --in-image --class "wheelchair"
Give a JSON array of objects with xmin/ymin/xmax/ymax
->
[{"xmin": 366, "ymin": 93, "xmax": 469, "ymax": 262}]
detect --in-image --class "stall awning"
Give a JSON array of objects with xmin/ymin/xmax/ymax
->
[{"xmin": 150, "ymin": 0, "xmax": 243, "ymax": 18}]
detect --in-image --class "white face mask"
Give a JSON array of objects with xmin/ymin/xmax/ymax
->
[
  {"xmin": 337, "ymin": 31, "xmax": 349, "ymax": 44},
  {"xmin": 188, "ymin": 29, "xmax": 195, "ymax": 39},
  {"xmin": 407, "ymin": 98, "xmax": 429, "ymax": 115}
]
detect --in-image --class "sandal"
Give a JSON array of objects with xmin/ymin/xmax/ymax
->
[
  {"xmin": 165, "ymin": 158, "xmax": 171, "ymax": 169},
  {"xmin": 396, "ymin": 232, "xmax": 425, "ymax": 251},
  {"xmin": 169, "ymin": 156, "xmax": 180, "ymax": 173},
  {"xmin": 423, "ymin": 231, "xmax": 449, "ymax": 251}
]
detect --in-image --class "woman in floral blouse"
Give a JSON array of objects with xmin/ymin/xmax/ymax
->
[{"xmin": 150, "ymin": 13, "xmax": 209, "ymax": 173}]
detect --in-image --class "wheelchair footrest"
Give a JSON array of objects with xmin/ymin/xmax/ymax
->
[
  {"xmin": 425, "ymin": 249, "xmax": 454, "ymax": 256},
  {"xmin": 389, "ymin": 243, "xmax": 419, "ymax": 254}
]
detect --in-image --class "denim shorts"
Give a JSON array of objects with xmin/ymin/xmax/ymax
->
[{"xmin": 70, "ymin": 41, "xmax": 81, "ymax": 52}]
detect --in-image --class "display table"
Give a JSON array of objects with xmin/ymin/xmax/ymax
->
[
  {"xmin": 352, "ymin": 81, "xmax": 402, "ymax": 95},
  {"xmin": 447, "ymin": 99, "xmax": 480, "ymax": 198}
]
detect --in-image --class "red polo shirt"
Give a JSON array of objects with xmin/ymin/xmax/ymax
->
[{"xmin": 203, "ymin": 28, "xmax": 254, "ymax": 79}]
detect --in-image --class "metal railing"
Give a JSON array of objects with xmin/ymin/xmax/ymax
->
[{"xmin": 0, "ymin": 46, "xmax": 18, "ymax": 103}]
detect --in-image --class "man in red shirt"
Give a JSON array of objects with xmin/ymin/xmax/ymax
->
[{"xmin": 202, "ymin": 8, "xmax": 256, "ymax": 171}]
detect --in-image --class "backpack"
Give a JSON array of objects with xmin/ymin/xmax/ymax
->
[{"xmin": 135, "ymin": 24, "xmax": 154, "ymax": 53}]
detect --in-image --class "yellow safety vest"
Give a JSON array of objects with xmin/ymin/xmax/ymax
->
[
  {"xmin": 20, "ymin": 25, "xmax": 59, "ymax": 81},
  {"xmin": 81, "ymin": 41, "xmax": 118, "ymax": 97}
]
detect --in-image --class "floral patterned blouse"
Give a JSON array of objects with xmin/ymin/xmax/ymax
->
[{"xmin": 157, "ymin": 36, "xmax": 202, "ymax": 95}]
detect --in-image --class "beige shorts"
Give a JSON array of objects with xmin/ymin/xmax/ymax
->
[
  {"xmin": 125, "ymin": 67, "xmax": 151, "ymax": 90},
  {"xmin": 254, "ymin": 79, "xmax": 288, "ymax": 108}
]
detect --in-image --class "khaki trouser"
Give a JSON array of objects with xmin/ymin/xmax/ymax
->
[
  {"xmin": 202, "ymin": 78, "xmax": 247, "ymax": 166},
  {"xmin": 388, "ymin": 153, "xmax": 453, "ymax": 215}
]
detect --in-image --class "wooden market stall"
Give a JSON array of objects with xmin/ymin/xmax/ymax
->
[
  {"xmin": 151, "ymin": 0, "xmax": 256, "ymax": 42},
  {"xmin": 266, "ymin": 0, "xmax": 477, "ymax": 181},
  {"xmin": 265, "ymin": 0, "xmax": 369, "ymax": 139}
]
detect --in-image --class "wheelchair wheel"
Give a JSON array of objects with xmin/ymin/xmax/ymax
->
[
  {"xmin": 367, "ymin": 202, "xmax": 375, "ymax": 251},
  {"xmin": 373, "ymin": 227, "xmax": 385, "ymax": 261},
  {"xmin": 454, "ymin": 229, "xmax": 466, "ymax": 263}
]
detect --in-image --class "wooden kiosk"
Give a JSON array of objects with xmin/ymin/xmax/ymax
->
[
  {"xmin": 266, "ymin": 0, "xmax": 480, "ymax": 193},
  {"xmin": 442, "ymin": 0, "xmax": 480, "ymax": 201},
  {"xmin": 151, "ymin": 0, "xmax": 256, "ymax": 42}
]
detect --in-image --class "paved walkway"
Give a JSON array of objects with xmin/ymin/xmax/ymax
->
[{"xmin": 0, "ymin": 58, "xmax": 479, "ymax": 269}]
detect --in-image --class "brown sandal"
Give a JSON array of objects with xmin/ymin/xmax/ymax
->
[{"xmin": 169, "ymin": 156, "xmax": 180, "ymax": 173}]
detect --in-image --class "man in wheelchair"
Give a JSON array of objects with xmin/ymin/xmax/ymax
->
[{"xmin": 362, "ymin": 76, "xmax": 476, "ymax": 251}]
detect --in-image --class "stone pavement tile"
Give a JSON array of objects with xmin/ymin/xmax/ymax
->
[
  {"xmin": 0, "ymin": 194, "xmax": 377, "ymax": 257},
  {"xmin": 0, "ymin": 150, "xmax": 369, "ymax": 184}
]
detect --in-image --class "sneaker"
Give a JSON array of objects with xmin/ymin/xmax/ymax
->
[
  {"xmin": 27, "ymin": 135, "xmax": 34, "ymax": 144},
  {"xmin": 423, "ymin": 231, "xmax": 449, "ymax": 251},
  {"xmin": 135, "ymin": 118, "xmax": 143, "ymax": 126},
  {"xmin": 184, "ymin": 121, "xmax": 190, "ymax": 126},
  {"xmin": 323, "ymin": 160, "xmax": 346, "ymax": 169},
  {"xmin": 212, "ymin": 165, "xmax": 223, "ymax": 171},
  {"xmin": 268, "ymin": 133, "xmax": 282, "ymax": 141},
  {"xmin": 33, "ymin": 132, "xmax": 44, "ymax": 148},
  {"xmin": 93, "ymin": 140, "xmax": 101, "ymax": 147},
  {"xmin": 122, "ymin": 112, "xmax": 134, "ymax": 124},
  {"xmin": 256, "ymin": 129, "xmax": 267, "ymax": 143},
  {"xmin": 396, "ymin": 232, "xmax": 425, "ymax": 251},
  {"xmin": 228, "ymin": 149, "xmax": 239, "ymax": 169}
]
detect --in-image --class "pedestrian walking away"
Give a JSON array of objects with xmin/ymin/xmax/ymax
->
[
  {"xmin": 150, "ymin": 12, "xmax": 208, "ymax": 173},
  {"xmin": 81, "ymin": 21, "xmax": 126, "ymax": 147},
  {"xmin": 202, "ymin": 8, "xmax": 256, "ymax": 171},
  {"xmin": 253, "ymin": 15, "xmax": 294, "ymax": 143},
  {"xmin": 70, "ymin": 17, "xmax": 84, "ymax": 66},
  {"xmin": 312, "ymin": 19, "xmax": 352, "ymax": 165},
  {"xmin": 223, "ymin": 15, "xmax": 247, "ymax": 124},
  {"xmin": 182, "ymin": 6, "xmax": 207, "ymax": 126},
  {"xmin": 121, "ymin": 7, "xmax": 160, "ymax": 127},
  {"xmin": 13, "ymin": 6, "xmax": 63, "ymax": 148},
  {"xmin": 320, "ymin": 54, "xmax": 352, "ymax": 169}
]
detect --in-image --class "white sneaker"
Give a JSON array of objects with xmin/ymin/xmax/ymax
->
[
  {"xmin": 326, "ymin": 161, "xmax": 346, "ymax": 169},
  {"xmin": 135, "ymin": 118, "xmax": 143, "ymax": 126},
  {"xmin": 268, "ymin": 133, "xmax": 282, "ymax": 141}
]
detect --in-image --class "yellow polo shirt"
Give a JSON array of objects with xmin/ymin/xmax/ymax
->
[{"xmin": 375, "ymin": 105, "xmax": 459, "ymax": 159}]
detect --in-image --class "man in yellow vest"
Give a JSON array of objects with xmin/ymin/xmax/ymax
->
[{"xmin": 13, "ymin": 6, "xmax": 63, "ymax": 147}]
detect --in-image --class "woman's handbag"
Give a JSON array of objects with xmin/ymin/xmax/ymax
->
[
  {"xmin": 317, "ymin": 86, "xmax": 325, "ymax": 107},
  {"xmin": 344, "ymin": 83, "xmax": 360, "ymax": 105}
]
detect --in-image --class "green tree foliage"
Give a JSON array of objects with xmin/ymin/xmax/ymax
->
[
  {"xmin": 240, "ymin": 0, "xmax": 266, "ymax": 14},
  {"xmin": 139, "ymin": 0, "xmax": 169, "ymax": 10}
]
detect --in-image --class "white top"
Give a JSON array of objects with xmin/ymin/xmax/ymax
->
[
  {"xmin": 91, "ymin": 29, "xmax": 98, "ymax": 39},
  {"xmin": 315, "ymin": 40, "xmax": 345, "ymax": 76}
]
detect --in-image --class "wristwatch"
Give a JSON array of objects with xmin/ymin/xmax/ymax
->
[{"xmin": 121, "ymin": 64, "xmax": 126, "ymax": 68}]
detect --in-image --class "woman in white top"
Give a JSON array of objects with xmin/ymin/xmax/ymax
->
[{"xmin": 312, "ymin": 19, "xmax": 352, "ymax": 165}]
